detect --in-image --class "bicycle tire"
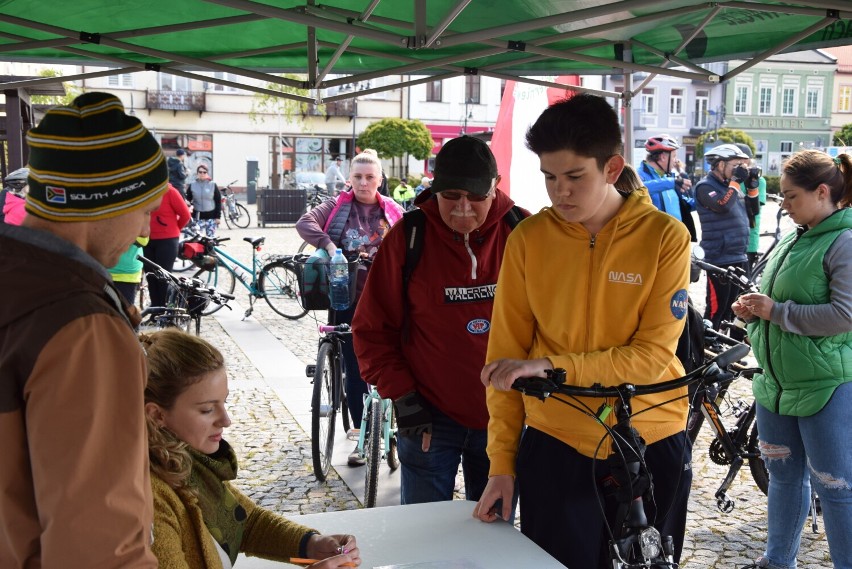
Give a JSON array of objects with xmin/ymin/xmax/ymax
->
[
  {"xmin": 174, "ymin": 257, "xmax": 194, "ymax": 272},
  {"xmin": 340, "ymin": 376, "xmax": 351, "ymax": 433},
  {"xmin": 231, "ymin": 203, "xmax": 251, "ymax": 228},
  {"xmin": 386, "ymin": 404, "xmax": 399, "ymax": 471},
  {"xmin": 363, "ymin": 397, "xmax": 382, "ymax": 508},
  {"xmin": 259, "ymin": 261, "xmax": 308, "ymax": 319},
  {"xmin": 222, "ymin": 207, "xmax": 233, "ymax": 229},
  {"xmin": 297, "ymin": 240, "xmax": 317, "ymax": 255},
  {"xmin": 194, "ymin": 263, "xmax": 236, "ymax": 315},
  {"xmin": 311, "ymin": 342, "xmax": 337, "ymax": 482},
  {"xmin": 747, "ymin": 422, "xmax": 769, "ymax": 495}
]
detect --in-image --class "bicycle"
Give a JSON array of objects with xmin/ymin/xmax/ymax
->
[
  {"xmin": 220, "ymin": 180, "xmax": 251, "ymax": 229},
  {"xmin": 512, "ymin": 343, "xmax": 750, "ymax": 569},
  {"xmin": 137, "ymin": 255, "xmax": 234, "ymax": 335},
  {"xmin": 183, "ymin": 234, "xmax": 307, "ymax": 320},
  {"xmin": 356, "ymin": 386, "xmax": 399, "ymax": 508},
  {"xmin": 305, "ymin": 323, "xmax": 352, "ymax": 482}
]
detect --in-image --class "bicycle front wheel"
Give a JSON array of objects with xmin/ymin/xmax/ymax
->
[
  {"xmin": 363, "ymin": 397, "xmax": 382, "ymax": 508},
  {"xmin": 747, "ymin": 422, "xmax": 769, "ymax": 495},
  {"xmin": 231, "ymin": 203, "xmax": 251, "ymax": 228},
  {"xmin": 311, "ymin": 342, "xmax": 338, "ymax": 482},
  {"xmin": 222, "ymin": 207, "xmax": 233, "ymax": 229},
  {"xmin": 194, "ymin": 262, "xmax": 236, "ymax": 315},
  {"xmin": 259, "ymin": 261, "xmax": 307, "ymax": 319}
]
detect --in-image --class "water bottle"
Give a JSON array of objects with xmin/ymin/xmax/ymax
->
[
  {"xmin": 233, "ymin": 264, "xmax": 250, "ymax": 284},
  {"xmin": 329, "ymin": 249, "xmax": 350, "ymax": 310}
]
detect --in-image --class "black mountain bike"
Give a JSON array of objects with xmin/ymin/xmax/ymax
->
[
  {"xmin": 513, "ymin": 344, "xmax": 750, "ymax": 569},
  {"xmin": 137, "ymin": 255, "xmax": 233, "ymax": 335}
]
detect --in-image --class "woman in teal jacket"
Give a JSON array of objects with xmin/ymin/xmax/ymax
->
[{"xmin": 733, "ymin": 149, "xmax": 852, "ymax": 569}]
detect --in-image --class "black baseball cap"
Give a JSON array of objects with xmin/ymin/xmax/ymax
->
[{"xmin": 431, "ymin": 136, "xmax": 498, "ymax": 196}]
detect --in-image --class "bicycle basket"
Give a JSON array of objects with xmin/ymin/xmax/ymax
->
[{"xmin": 292, "ymin": 252, "xmax": 359, "ymax": 311}]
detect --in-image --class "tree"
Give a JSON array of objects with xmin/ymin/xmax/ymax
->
[
  {"xmin": 357, "ymin": 118, "xmax": 434, "ymax": 177},
  {"xmin": 695, "ymin": 128, "xmax": 756, "ymax": 161},
  {"xmin": 249, "ymin": 73, "xmax": 315, "ymax": 124},
  {"xmin": 833, "ymin": 123, "xmax": 852, "ymax": 146},
  {"xmin": 31, "ymin": 68, "xmax": 79, "ymax": 106}
]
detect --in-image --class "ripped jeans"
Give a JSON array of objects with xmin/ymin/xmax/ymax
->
[{"xmin": 755, "ymin": 382, "xmax": 852, "ymax": 569}]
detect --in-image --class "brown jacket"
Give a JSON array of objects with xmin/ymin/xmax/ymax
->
[{"xmin": 0, "ymin": 224, "xmax": 156, "ymax": 568}]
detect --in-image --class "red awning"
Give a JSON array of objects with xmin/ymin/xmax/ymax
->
[{"xmin": 426, "ymin": 124, "xmax": 491, "ymax": 154}]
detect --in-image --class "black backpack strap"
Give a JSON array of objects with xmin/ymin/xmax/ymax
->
[
  {"xmin": 502, "ymin": 205, "xmax": 527, "ymax": 230},
  {"xmin": 401, "ymin": 208, "xmax": 426, "ymax": 341}
]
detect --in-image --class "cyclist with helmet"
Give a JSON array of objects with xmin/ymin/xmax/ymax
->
[
  {"xmin": 695, "ymin": 143, "xmax": 752, "ymax": 330},
  {"xmin": 639, "ymin": 135, "xmax": 697, "ymax": 240},
  {"xmin": 0, "ymin": 167, "xmax": 29, "ymax": 226}
]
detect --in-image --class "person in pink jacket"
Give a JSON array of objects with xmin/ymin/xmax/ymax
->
[{"xmin": 1, "ymin": 167, "xmax": 28, "ymax": 226}]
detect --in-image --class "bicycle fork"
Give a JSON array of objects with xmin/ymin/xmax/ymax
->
[{"xmin": 698, "ymin": 396, "xmax": 755, "ymax": 512}]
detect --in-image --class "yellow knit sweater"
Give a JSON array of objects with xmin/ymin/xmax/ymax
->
[{"xmin": 151, "ymin": 474, "xmax": 317, "ymax": 568}]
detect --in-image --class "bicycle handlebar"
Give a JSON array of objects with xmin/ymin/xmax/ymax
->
[
  {"xmin": 318, "ymin": 323, "xmax": 351, "ymax": 334},
  {"xmin": 512, "ymin": 343, "xmax": 750, "ymax": 401},
  {"xmin": 138, "ymin": 255, "xmax": 234, "ymax": 305}
]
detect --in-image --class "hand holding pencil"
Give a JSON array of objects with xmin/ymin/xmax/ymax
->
[{"xmin": 293, "ymin": 533, "xmax": 360, "ymax": 567}]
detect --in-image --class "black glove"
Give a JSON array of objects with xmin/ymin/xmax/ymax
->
[
  {"xmin": 731, "ymin": 164, "xmax": 749, "ymax": 185},
  {"xmin": 674, "ymin": 176, "xmax": 685, "ymax": 190},
  {"xmin": 746, "ymin": 194, "xmax": 761, "ymax": 218},
  {"xmin": 393, "ymin": 391, "xmax": 432, "ymax": 437},
  {"xmin": 746, "ymin": 173, "xmax": 760, "ymax": 190}
]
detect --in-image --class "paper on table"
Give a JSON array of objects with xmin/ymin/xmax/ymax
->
[{"xmin": 373, "ymin": 560, "xmax": 484, "ymax": 569}]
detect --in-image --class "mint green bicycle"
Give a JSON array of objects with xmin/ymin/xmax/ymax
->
[{"xmin": 356, "ymin": 387, "xmax": 399, "ymax": 508}]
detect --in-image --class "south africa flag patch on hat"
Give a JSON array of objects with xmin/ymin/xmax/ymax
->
[{"xmin": 46, "ymin": 186, "xmax": 66, "ymax": 204}]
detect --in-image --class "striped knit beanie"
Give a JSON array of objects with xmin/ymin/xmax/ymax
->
[{"xmin": 25, "ymin": 92, "xmax": 168, "ymax": 222}]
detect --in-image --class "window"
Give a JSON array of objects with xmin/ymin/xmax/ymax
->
[
  {"xmin": 159, "ymin": 73, "xmax": 190, "ymax": 92},
  {"xmin": 840, "ymin": 86, "xmax": 852, "ymax": 112},
  {"xmin": 734, "ymin": 85, "xmax": 749, "ymax": 114},
  {"xmin": 781, "ymin": 85, "xmax": 796, "ymax": 116},
  {"xmin": 759, "ymin": 86, "xmax": 774, "ymax": 115},
  {"xmin": 780, "ymin": 141, "xmax": 793, "ymax": 153},
  {"xmin": 641, "ymin": 88, "xmax": 656, "ymax": 115},
  {"xmin": 670, "ymin": 89, "xmax": 684, "ymax": 115},
  {"xmin": 806, "ymin": 85, "xmax": 822, "ymax": 116},
  {"xmin": 465, "ymin": 75, "xmax": 481, "ymax": 104},
  {"xmin": 426, "ymin": 80, "xmax": 442, "ymax": 102},
  {"xmin": 210, "ymin": 72, "xmax": 239, "ymax": 92},
  {"xmin": 694, "ymin": 91, "xmax": 709, "ymax": 128},
  {"xmin": 108, "ymin": 73, "xmax": 133, "ymax": 88}
]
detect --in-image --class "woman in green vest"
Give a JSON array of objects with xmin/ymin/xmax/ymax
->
[{"xmin": 733, "ymin": 149, "xmax": 852, "ymax": 569}]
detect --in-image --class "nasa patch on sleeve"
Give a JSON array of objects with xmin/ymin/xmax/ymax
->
[
  {"xmin": 670, "ymin": 289, "xmax": 689, "ymax": 320},
  {"xmin": 466, "ymin": 318, "xmax": 491, "ymax": 334}
]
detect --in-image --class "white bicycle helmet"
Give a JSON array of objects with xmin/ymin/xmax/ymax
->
[
  {"xmin": 704, "ymin": 144, "xmax": 749, "ymax": 166},
  {"xmin": 4, "ymin": 167, "xmax": 29, "ymax": 197}
]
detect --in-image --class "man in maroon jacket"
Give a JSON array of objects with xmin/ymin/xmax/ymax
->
[{"xmin": 353, "ymin": 136, "xmax": 527, "ymax": 504}]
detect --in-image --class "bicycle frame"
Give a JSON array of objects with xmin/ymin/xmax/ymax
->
[{"xmin": 211, "ymin": 244, "xmax": 261, "ymax": 295}]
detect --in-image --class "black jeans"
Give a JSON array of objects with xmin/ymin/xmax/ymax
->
[
  {"xmin": 142, "ymin": 237, "xmax": 179, "ymax": 308},
  {"xmin": 517, "ymin": 427, "xmax": 692, "ymax": 569},
  {"xmin": 704, "ymin": 260, "xmax": 749, "ymax": 330}
]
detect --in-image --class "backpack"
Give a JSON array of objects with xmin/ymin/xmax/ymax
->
[
  {"xmin": 676, "ymin": 297, "xmax": 705, "ymax": 373},
  {"xmin": 400, "ymin": 205, "xmax": 527, "ymax": 338}
]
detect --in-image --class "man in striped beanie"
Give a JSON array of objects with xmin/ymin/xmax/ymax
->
[{"xmin": 0, "ymin": 92, "xmax": 164, "ymax": 568}]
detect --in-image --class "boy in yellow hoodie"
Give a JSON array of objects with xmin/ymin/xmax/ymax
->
[{"xmin": 473, "ymin": 94, "xmax": 691, "ymax": 568}]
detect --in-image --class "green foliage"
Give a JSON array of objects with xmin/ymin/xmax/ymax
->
[
  {"xmin": 250, "ymin": 74, "xmax": 315, "ymax": 125},
  {"xmin": 764, "ymin": 175, "xmax": 780, "ymax": 195},
  {"xmin": 695, "ymin": 128, "xmax": 756, "ymax": 160},
  {"xmin": 357, "ymin": 118, "xmax": 434, "ymax": 160},
  {"xmin": 387, "ymin": 176, "xmax": 402, "ymax": 191},
  {"xmin": 833, "ymin": 123, "xmax": 852, "ymax": 146},
  {"xmin": 30, "ymin": 68, "xmax": 78, "ymax": 105}
]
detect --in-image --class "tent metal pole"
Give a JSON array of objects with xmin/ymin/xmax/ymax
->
[
  {"xmin": 315, "ymin": 0, "xmax": 381, "ymax": 85},
  {"xmin": 424, "ymin": 0, "xmax": 472, "ymax": 48},
  {"xmin": 622, "ymin": 46, "xmax": 634, "ymax": 167}
]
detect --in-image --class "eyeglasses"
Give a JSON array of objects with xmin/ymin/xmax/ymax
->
[
  {"xmin": 197, "ymin": 169, "xmax": 208, "ymax": 174},
  {"xmin": 438, "ymin": 190, "xmax": 491, "ymax": 202}
]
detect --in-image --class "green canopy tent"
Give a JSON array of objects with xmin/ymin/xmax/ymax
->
[{"xmin": 0, "ymin": 0, "xmax": 851, "ymax": 164}]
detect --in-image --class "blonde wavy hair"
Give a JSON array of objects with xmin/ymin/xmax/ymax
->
[{"xmin": 141, "ymin": 329, "xmax": 225, "ymax": 489}]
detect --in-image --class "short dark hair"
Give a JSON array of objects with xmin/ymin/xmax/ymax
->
[{"xmin": 525, "ymin": 93, "xmax": 624, "ymax": 171}]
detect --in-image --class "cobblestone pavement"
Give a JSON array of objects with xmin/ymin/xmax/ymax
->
[{"xmin": 199, "ymin": 201, "xmax": 830, "ymax": 568}]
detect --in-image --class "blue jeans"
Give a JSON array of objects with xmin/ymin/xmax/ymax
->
[
  {"xmin": 397, "ymin": 409, "xmax": 489, "ymax": 505},
  {"xmin": 756, "ymin": 382, "xmax": 852, "ymax": 569},
  {"xmin": 329, "ymin": 305, "xmax": 366, "ymax": 429}
]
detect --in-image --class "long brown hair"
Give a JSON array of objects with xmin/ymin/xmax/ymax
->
[{"xmin": 141, "ymin": 329, "xmax": 225, "ymax": 489}]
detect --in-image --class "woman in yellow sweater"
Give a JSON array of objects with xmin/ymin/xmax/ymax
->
[
  {"xmin": 143, "ymin": 329, "xmax": 360, "ymax": 568},
  {"xmin": 473, "ymin": 94, "xmax": 691, "ymax": 568}
]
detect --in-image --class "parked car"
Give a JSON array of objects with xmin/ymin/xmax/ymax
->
[{"xmin": 291, "ymin": 171, "xmax": 326, "ymax": 191}]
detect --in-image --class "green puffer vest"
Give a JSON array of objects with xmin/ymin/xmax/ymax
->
[{"xmin": 748, "ymin": 208, "xmax": 852, "ymax": 416}]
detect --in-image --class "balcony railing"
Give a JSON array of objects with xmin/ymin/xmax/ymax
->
[
  {"xmin": 303, "ymin": 99, "xmax": 355, "ymax": 119},
  {"xmin": 146, "ymin": 90, "xmax": 205, "ymax": 113}
]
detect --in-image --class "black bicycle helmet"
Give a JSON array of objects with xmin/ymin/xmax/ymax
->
[
  {"xmin": 4, "ymin": 167, "xmax": 28, "ymax": 196},
  {"xmin": 645, "ymin": 135, "xmax": 680, "ymax": 153}
]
